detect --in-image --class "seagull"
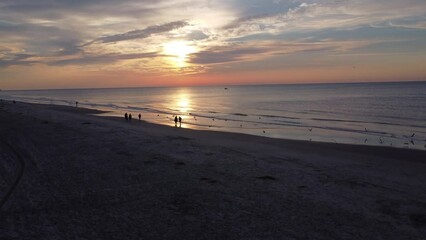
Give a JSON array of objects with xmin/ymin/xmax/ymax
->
[
  {"xmin": 263, "ymin": 130, "xmax": 266, "ymax": 133},
  {"xmin": 404, "ymin": 133, "xmax": 416, "ymax": 138},
  {"xmin": 308, "ymin": 128, "xmax": 313, "ymax": 132}
]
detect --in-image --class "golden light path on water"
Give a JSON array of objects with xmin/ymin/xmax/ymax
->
[
  {"xmin": 167, "ymin": 88, "xmax": 193, "ymax": 128},
  {"xmin": 177, "ymin": 91, "xmax": 191, "ymax": 114}
]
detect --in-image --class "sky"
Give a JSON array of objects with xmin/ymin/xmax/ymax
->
[{"xmin": 1, "ymin": 0, "xmax": 426, "ymax": 90}]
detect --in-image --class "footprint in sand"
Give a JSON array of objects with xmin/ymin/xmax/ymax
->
[
  {"xmin": 257, "ymin": 176, "xmax": 277, "ymax": 181},
  {"xmin": 410, "ymin": 213, "xmax": 426, "ymax": 227},
  {"xmin": 200, "ymin": 177, "xmax": 217, "ymax": 183}
]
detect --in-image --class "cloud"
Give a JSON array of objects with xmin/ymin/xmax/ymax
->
[
  {"xmin": 190, "ymin": 46, "xmax": 265, "ymax": 64},
  {"xmin": 1, "ymin": 0, "xmax": 426, "ymax": 76},
  {"xmin": 0, "ymin": 52, "xmax": 38, "ymax": 67},
  {"xmin": 49, "ymin": 52, "xmax": 160, "ymax": 66},
  {"xmin": 84, "ymin": 20, "xmax": 189, "ymax": 46},
  {"xmin": 221, "ymin": 1, "xmax": 426, "ymax": 39},
  {"xmin": 186, "ymin": 30, "xmax": 209, "ymax": 40},
  {"xmin": 190, "ymin": 40, "xmax": 376, "ymax": 65}
]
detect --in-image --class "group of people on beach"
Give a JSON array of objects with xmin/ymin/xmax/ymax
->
[
  {"xmin": 174, "ymin": 116, "xmax": 182, "ymax": 127},
  {"xmin": 123, "ymin": 112, "xmax": 183, "ymax": 127},
  {"xmin": 124, "ymin": 112, "xmax": 141, "ymax": 121}
]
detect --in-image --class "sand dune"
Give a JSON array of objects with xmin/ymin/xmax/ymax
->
[{"xmin": 1, "ymin": 100, "xmax": 426, "ymax": 239}]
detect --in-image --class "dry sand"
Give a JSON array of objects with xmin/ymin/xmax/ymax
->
[{"xmin": 1, "ymin": 100, "xmax": 426, "ymax": 239}]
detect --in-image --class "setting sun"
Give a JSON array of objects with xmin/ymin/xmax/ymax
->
[{"xmin": 163, "ymin": 41, "xmax": 196, "ymax": 68}]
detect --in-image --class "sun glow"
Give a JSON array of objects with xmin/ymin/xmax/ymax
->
[{"xmin": 163, "ymin": 41, "xmax": 196, "ymax": 68}]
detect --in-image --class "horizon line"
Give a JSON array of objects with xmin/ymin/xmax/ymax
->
[{"xmin": 1, "ymin": 79, "xmax": 425, "ymax": 92}]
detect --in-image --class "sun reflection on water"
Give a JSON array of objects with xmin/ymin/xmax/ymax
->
[
  {"xmin": 166, "ymin": 89, "xmax": 193, "ymax": 127},
  {"xmin": 177, "ymin": 96, "xmax": 190, "ymax": 113},
  {"xmin": 173, "ymin": 89, "xmax": 192, "ymax": 115}
]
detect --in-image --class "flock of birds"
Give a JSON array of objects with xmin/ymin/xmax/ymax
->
[
  {"xmin": 160, "ymin": 112, "xmax": 425, "ymax": 149},
  {"xmin": 362, "ymin": 128, "xmax": 423, "ymax": 148}
]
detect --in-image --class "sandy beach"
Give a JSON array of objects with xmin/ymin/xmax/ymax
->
[{"xmin": 1, "ymin": 100, "xmax": 426, "ymax": 239}]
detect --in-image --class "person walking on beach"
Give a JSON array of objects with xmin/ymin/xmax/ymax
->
[
  {"xmin": 138, "ymin": 113, "xmax": 141, "ymax": 121},
  {"xmin": 178, "ymin": 116, "xmax": 182, "ymax": 127},
  {"xmin": 174, "ymin": 116, "xmax": 178, "ymax": 126},
  {"xmin": 75, "ymin": 101, "xmax": 78, "ymax": 107},
  {"xmin": 124, "ymin": 112, "xmax": 128, "ymax": 120},
  {"xmin": 129, "ymin": 113, "xmax": 132, "ymax": 120}
]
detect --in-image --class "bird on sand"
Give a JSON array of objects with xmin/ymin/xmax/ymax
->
[{"xmin": 403, "ymin": 133, "xmax": 416, "ymax": 138}]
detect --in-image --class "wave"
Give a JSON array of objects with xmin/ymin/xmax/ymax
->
[
  {"xmin": 258, "ymin": 114, "xmax": 299, "ymax": 120},
  {"xmin": 311, "ymin": 117, "xmax": 426, "ymax": 129},
  {"xmin": 232, "ymin": 113, "xmax": 248, "ymax": 116}
]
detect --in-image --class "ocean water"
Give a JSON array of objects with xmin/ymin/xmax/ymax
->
[{"xmin": 1, "ymin": 82, "xmax": 426, "ymax": 150}]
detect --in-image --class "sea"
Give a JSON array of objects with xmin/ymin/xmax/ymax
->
[{"xmin": 1, "ymin": 82, "xmax": 425, "ymax": 150}]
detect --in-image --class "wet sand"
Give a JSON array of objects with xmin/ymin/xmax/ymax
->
[{"xmin": 1, "ymin": 100, "xmax": 426, "ymax": 239}]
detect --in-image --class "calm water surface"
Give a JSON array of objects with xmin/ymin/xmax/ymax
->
[{"xmin": 2, "ymin": 82, "xmax": 425, "ymax": 150}]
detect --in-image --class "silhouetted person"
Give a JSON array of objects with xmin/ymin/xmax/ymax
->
[
  {"xmin": 75, "ymin": 101, "xmax": 78, "ymax": 107},
  {"xmin": 174, "ymin": 116, "xmax": 178, "ymax": 126},
  {"xmin": 178, "ymin": 116, "xmax": 182, "ymax": 127},
  {"xmin": 138, "ymin": 113, "xmax": 141, "ymax": 120},
  {"xmin": 129, "ymin": 113, "xmax": 132, "ymax": 120},
  {"xmin": 125, "ymin": 112, "xmax": 128, "ymax": 120}
]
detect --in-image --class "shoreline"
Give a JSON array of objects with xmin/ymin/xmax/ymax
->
[
  {"xmin": 3, "ymin": 99, "xmax": 426, "ymax": 153},
  {"xmin": 1, "ymin": 100, "xmax": 426, "ymax": 239}
]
